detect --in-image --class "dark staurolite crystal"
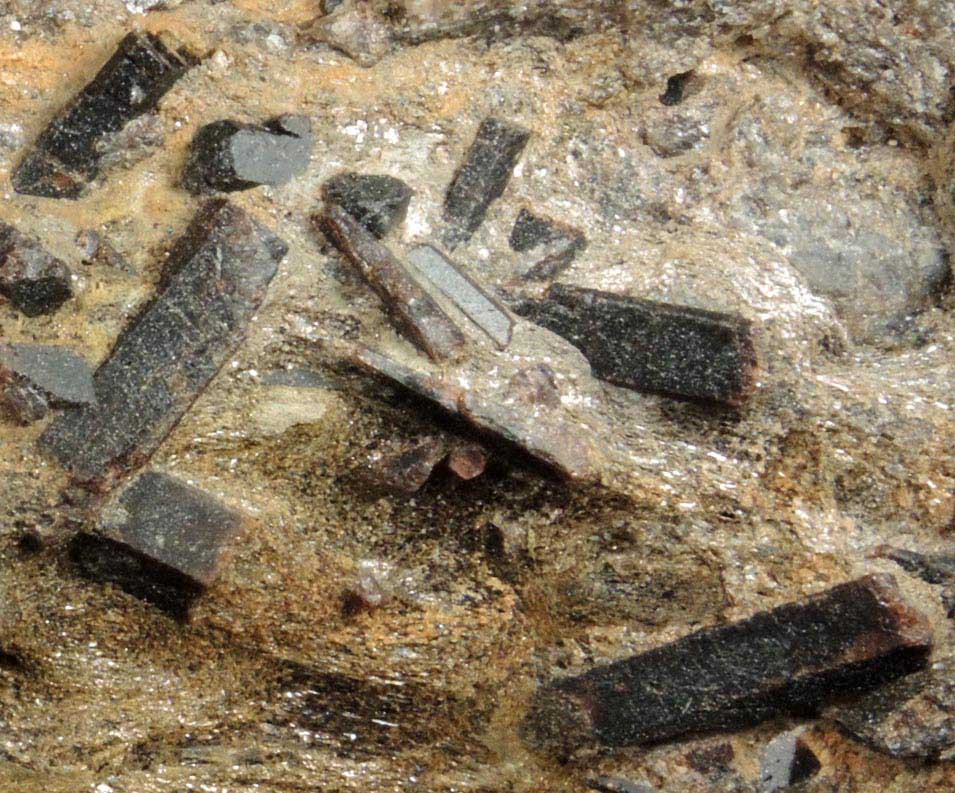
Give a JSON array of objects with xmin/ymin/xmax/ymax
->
[
  {"xmin": 13, "ymin": 32, "xmax": 199, "ymax": 199},
  {"xmin": 0, "ymin": 344, "xmax": 95, "ymax": 423},
  {"xmin": 515, "ymin": 284, "xmax": 758, "ymax": 406},
  {"xmin": 0, "ymin": 223, "xmax": 73, "ymax": 316},
  {"xmin": 40, "ymin": 200, "xmax": 287, "ymax": 488},
  {"xmin": 443, "ymin": 117, "xmax": 530, "ymax": 248},
  {"xmin": 182, "ymin": 115, "xmax": 313, "ymax": 193},
  {"xmin": 509, "ymin": 207, "xmax": 586, "ymax": 281},
  {"xmin": 407, "ymin": 244, "xmax": 513, "ymax": 349},
  {"xmin": 321, "ymin": 172, "xmax": 413, "ymax": 238},
  {"xmin": 320, "ymin": 204, "xmax": 467, "ymax": 361},
  {"xmin": 522, "ymin": 574, "xmax": 932, "ymax": 755},
  {"xmin": 73, "ymin": 471, "xmax": 246, "ymax": 618}
]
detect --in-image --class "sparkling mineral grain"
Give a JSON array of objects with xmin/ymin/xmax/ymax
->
[
  {"xmin": 40, "ymin": 200, "xmax": 286, "ymax": 488},
  {"xmin": 522, "ymin": 574, "xmax": 932, "ymax": 755},
  {"xmin": 13, "ymin": 32, "xmax": 199, "ymax": 199},
  {"xmin": 443, "ymin": 117, "xmax": 530, "ymax": 248},
  {"xmin": 321, "ymin": 172, "xmax": 413, "ymax": 238},
  {"xmin": 509, "ymin": 207, "xmax": 586, "ymax": 281},
  {"xmin": 587, "ymin": 778, "xmax": 657, "ymax": 793},
  {"xmin": 0, "ymin": 222, "xmax": 73, "ymax": 316},
  {"xmin": 72, "ymin": 471, "xmax": 246, "ymax": 618},
  {"xmin": 407, "ymin": 243, "xmax": 514, "ymax": 348},
  {"xmin": 182, "ymin": 115, "xmax": 313, "ymax": 193},
  {"xmin": 515, "ymin": 283, "xmax": 758, "ymax": 406},
  {"xmin": 320, "ymin": 204, "xmax": 467, "ymax": 361},
  {"xmin": 0, "ymin": 344, "xmax": 95, "ymax": 424}
]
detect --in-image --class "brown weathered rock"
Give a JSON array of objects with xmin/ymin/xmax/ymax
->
[
  {"xmin": 523, "ymin": 574, "xmax": 931, "ymax": 755},
  {"xmin": 40, "ymin": 201, "xmax": 286, "ymax": 489},
  {"xmin": 320, "ymin": 204, "xmax": 467, "ymax": 361}
]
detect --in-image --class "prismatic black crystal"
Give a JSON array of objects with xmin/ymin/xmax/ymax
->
[
  {"xmin": 13, "ymin": 32, "xmax": 199, "ymax": 199},
  {"xmin": 39, "ymin": 200, "xmax": 287, "ymax": 489},
  {"xmin": 320, "ymin": 204, "xmax": 467, "ymax": 361},
  {"xmin": 73, "ymin": 471, "xmax": 246, "ymax": 618},
  {"xmin": 515, "ymin": 283, "xmax": 758, "ymax": 406},
  {"xmin": 522, "ymin": 574, "xmax": 931, "ymax": 755},
  {"xmin": 443, "ymin": 117, "xmax": 530, "ymax": 248}
]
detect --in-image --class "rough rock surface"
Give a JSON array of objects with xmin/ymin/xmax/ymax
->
[{"xmin": 2, "ymin": 1, "xmax": 955, "ymax": 792}]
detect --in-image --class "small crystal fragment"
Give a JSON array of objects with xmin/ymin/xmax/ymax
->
[
  {"xmin": 874, "ymin": 545, "xmax": 955, "ymax": 585},
  {"xmin": 443, "ymin": 118, "xmax": 530, "ymax": 248},
  {"xmin": 761, "ymin": 731, "xmax": 821, "ymax": 792},
  {"xmin": 587, "ymin": 778, "xmax": 657, "ymax": 793},
  {"xmin": 509, "ymin": 208, "xmax": 586, "ymax": 281},
  {"xmin": 875, "ymin": 545, "xmax": 955, "ymax": 617},
  {"xmin": 515, "ymin": 284, "xmax": 758, "ymax": 406},
  {"xmin": 72, "ymin": 471, "xmax": 246, "ymax": 618},
  {"xmin": 182, "ymin": 115, "xmax": 313, "ymax": 193},
  {"xmin": 76, "ymin": 229, "xmax": 134, "ymax": 273},
  {"xmin": 358, "ymin": 435, "xmax": 450, "ymax": 496},
  {"xmin": 320, "ymin": 204, "xmax": 467, "ymax": 361},
  {"xmin": 342, "ymin": 559, "xmax": 394, "ymax": 616},
  {"xmin": 447, "ymin": 441, "xmax": 487, "ymax": 480},
  {"xmin": 40, "ymin": 200, "xmax": 287, "ymax": 489},
  {"xmin": 13, "ymin": 32, "xmax": 199, "ymax": 198},
  {"xmin": 829, "ymin": 660, "xmax": 955, "ymax": 760},
  {"xmin": 408, "ymin": 244, "xmax": 513, "ymax": 348},
  {"xmin": 0, "ymin": 223, "xmax": 73, "ymax": 316},
  {"xmin": 522, "ymin": 574, "xmax": 931, "ymax": 755},
  {"xmin": 0, "ymin": 344, "xmax": 95, "ymax": 423},
  {"xmin": 322, "ymin": 172, "xmax": 413, "ymax": 239}
]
